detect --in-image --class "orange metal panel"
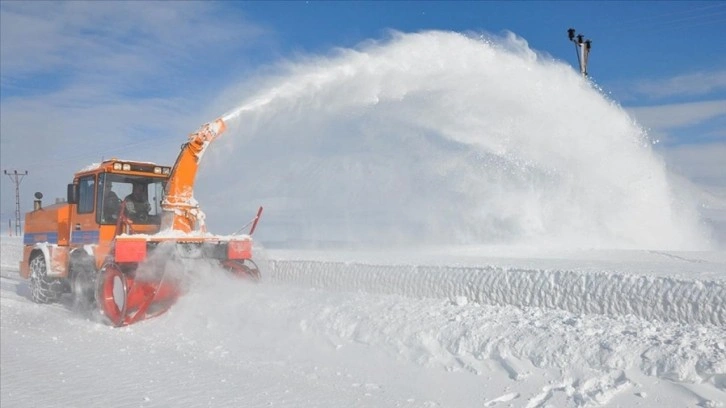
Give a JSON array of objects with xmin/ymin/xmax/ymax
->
[
  {"xmin": 57, "ymin": 205, "xmax": 71, "ymax": 246},
  {"xmin": 19, "ymin": 247, "xmax": 32, "ymax": 278},
  {"xmin": 228, "ymin": 239, "xmax": 252, "ymax": 260},
  {"xmin": 49, "ymin": 246, "xmax": 69, "ymax": 278},
  {"xmin": 24, "ymin": 203, "xmax": 67, "ymax": 235},
  {"xmin": 70, "ymin": 211, "xmax": 98, "ymax": 233},
  {"xmin": 96, "ymin": 225, "xmax": 117, "ymax": 268},
  {"xmin": 114, "ymin": 239, "xmax": 147, "ymax": 263}
]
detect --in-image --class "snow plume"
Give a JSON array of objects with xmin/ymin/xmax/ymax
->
[
  {"xmin": 134, "ymin": 242, "xmax": 232, "ymax": 294},
  {"xmin": 205, "ymin": 30, "xmax": 710, "ymax": 250}
]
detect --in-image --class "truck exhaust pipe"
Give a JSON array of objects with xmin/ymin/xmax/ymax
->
[{"xmin": 33, "ymin": 192, "xmax": 43, "ymax": 210}]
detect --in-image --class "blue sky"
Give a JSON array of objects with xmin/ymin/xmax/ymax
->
[{"xmin": 1, "ymin": 1, "xmax": 724, "ymax": 236}]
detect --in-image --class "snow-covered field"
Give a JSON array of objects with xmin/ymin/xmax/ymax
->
[{"xmin": 2, "ymin": 235, "xmax": 725, "ymax": 407}]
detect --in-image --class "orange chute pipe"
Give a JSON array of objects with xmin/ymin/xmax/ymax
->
[{"xmin": 161, "ymin": 119, "xmax": 227, "ymax": 232}]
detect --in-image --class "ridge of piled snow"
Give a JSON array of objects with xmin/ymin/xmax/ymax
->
[{"xmin": 265, "ymin": 259, "xmax": 726, "ymax": 326}]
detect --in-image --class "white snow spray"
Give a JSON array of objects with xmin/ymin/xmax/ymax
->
[{"xmin": 203, "ymin": 30, "xmax": 710, "ymax": 250}]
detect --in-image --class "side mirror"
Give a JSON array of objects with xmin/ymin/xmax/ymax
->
[{"xmin": 67, "ymin": 184, "xmax": 78, "ymax": 204}]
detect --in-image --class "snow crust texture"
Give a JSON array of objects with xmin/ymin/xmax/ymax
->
[{"xmin": 267, "ymin": 260, "xmax": 726, "ymax": 326}]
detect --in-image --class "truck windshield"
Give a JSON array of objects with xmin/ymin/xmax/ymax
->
[{"xmin": 97, "ymin": 173, "xmax": 165, "ymax": 225}]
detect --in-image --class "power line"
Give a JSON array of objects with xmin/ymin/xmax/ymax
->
[
  {"xmin": 594, "ymin": 4, "xmax": 726, "ymax": 37},
  {"xmin": 629, "ymin": 15, "xmax": 726, "ymax": 37},
  {"xmin": 601, "ymin": 3, "xmax": 726, "ymax": 32},
  {"xmin": 4, "ymin": 170, "xmax": 28, "ymax": 236}
]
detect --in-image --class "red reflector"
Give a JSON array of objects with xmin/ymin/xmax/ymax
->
[
  {"xmin": 228, "ymin": 239, "xmax": 252, "ymax": 260},
  {"xmin": 115, "ymin": 240, "xmax": 147, "ymax": 263}
]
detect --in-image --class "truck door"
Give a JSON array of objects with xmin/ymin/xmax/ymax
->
[{"xmin": 70, "ymin": 175, "xmax": 100, "ymax": 245}]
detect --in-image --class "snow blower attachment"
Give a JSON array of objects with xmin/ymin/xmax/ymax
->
[{"xmin": 20, "ymin": 118, "xmax": 263, "ymax": 327}]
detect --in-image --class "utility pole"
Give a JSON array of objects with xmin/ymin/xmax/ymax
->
[
  {"xmin": 567, "ymin": 28, "xmax": 592, "ymax": 78},
  {"xmin": 4, "ymin": 170, "xmax": 28, "ymax": 236}
]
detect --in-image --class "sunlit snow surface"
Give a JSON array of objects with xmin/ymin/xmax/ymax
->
[{"xmin": 2, "ymin": 236, "xmax": 725, "ymax": 408}]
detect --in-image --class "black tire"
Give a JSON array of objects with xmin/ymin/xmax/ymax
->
[
  {"xmin": 29, "ymin": 252, "xmax": 63, "ymax": 304},
  {"xmin": 71, "ymin": 262, "xmax": 97, "ymax": 311},
  {"xmin": 222, "ymin": 259, "xmax": 261, "ymax": 281}
]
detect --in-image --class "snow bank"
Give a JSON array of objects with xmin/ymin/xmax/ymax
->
[
  {"xmin": 0, "ymin": 236, "xmax": 22, "ymax": 272},
  {"xmin": 266, "ymin": 260, "xmax": 726, "ymax": 326}
]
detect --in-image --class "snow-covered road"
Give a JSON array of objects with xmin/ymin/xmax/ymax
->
[{"xmin": 2, "ymin": 236, "xmax": 725, "ymax": 407}]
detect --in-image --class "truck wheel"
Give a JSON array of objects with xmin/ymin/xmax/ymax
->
[
  {"xmin": 29, "ymin": 252, "xmax": 62, "ymax": 304},
  {"xmin": 97, "ymin": 264, "xmax": 128, "ymax": 327},
  {"xmin": 222, "ymin": 259, "xmax": 261, "ymax": 281},
  {"xmin": 71, "ymin": 264, "xmax": 97, "ymax": 310}
]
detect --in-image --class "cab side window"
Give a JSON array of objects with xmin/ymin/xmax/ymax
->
[{"xmin": 78, "ymin": 175, "xmax": 95, "ymax": 214}]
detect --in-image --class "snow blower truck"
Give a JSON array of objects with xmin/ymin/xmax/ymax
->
[{"xmin": 20, "ymin": 119, "xmax": 263, "ymax": 326}]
